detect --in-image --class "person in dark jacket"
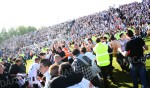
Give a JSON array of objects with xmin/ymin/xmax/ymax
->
[
  {"xmin": 48, "ymin": 62, "xmax": 93, "ymax": 88},
  {"xmin": 0, "ymin": 64, "xmax": 19, "ymax": 88},
  {"xmin": 9, "ymin": 59, "xmax": 21, "ymax": 78}
]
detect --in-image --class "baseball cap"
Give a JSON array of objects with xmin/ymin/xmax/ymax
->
[{"xmin": 39, "ymin": 52, "xmax": 46, "ymax": 56}]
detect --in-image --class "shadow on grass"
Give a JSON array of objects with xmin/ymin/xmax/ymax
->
[
  {"xmin": 109, "ymin": 69, "xmax": 133, "ymax": 88},
  {"xmin": 145, "ymin": 37, "xmax": 150, "ymax": 42},
  {"xmin": 109, "ymin": 65, "xmax": 150, "ymax": 88}
]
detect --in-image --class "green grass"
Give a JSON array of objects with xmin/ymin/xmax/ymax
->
[{"xmin": 26, "ymin": 38, "xmax": 150, "ymax": 88}]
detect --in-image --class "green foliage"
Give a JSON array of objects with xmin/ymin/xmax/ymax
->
[{"xmin": 0, "ymin": 26, "xmax": 37, "ymax": 44}]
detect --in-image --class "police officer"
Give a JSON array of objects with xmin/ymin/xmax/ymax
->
[
  {"xmin": 118, "ymin": 30, "xmax": 148, "ymax": 88},
  {"xmin": 93, "ymin": 38, "xmax": 115, "ymax": 88}
]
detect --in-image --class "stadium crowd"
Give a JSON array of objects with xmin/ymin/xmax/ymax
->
[{"xmin": 0, "ymin": 0, "xmax": 150, "ymax": 88}]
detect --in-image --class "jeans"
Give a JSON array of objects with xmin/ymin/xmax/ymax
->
[{"xmin": 130, "ymin": 64, "xmax": 147, "ymax": 88}]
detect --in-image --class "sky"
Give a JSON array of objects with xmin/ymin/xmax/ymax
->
[{"xmin": 0, "ymin": 0, "xmax": 142, "ymax": 31}]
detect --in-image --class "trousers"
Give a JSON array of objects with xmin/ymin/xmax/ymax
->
[
  {"xmin": 116, "ymin": 53, "xmax": 130, "ymax": 72},
  {"xmin": 130, "ymin": 64, "xmax": 147, "ymax": 88},
  {"xmin": 99, "ymin": 65, "xmax": 115, "ymax": 88}
]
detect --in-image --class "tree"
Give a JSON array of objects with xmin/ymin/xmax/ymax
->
[
  {"xmin": 8, "ymin": 27, "xmax": 17, "ymax": 37},
  {"xmin": 1, "ymin": 28, "xmax": 9, "ymax": 40},
  {"xmin": 27, "ymin": 26, "xmax": 37, "ymax": 32},
  {"xmin": 0, "ymin": 34, "xmax": 3, "ymax": 44},
  {"xmin": 0, "ymin": 26, "xmax": 37, "ymax": 44},
  {"xmin": 17, "ymin": 26, "xmax": 28, "ymax": 35}
]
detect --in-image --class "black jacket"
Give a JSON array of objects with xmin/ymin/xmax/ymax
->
[
  {"xmin": 48, "ymin": 73, "xmax": 83, "ymax": 88},
  {"xmin": 0, "ymin": 73, "xmax": 19, "ymax": 88}
]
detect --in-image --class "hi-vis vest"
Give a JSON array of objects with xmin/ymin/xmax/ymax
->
[
  {"xmin": 92, "ymin": 36, "xmax": 96, "ymax": 43},
  {"xmin": 62, "ymin": 48, "xmax": 70, "ymax": 57},
  {"xmin": 32, "ymin": 55, "xmax": 38, "ymax": 61},
  {"xmin": 8, "ymin": 58, "xmax": 10, "ymax": 62},
  {"xmin": 69, "ymin": 45, "xmax": 74, "ymax": 52},
  {"xmin": 93, "ymin": 43, "xmax": 110, "ymax": 66}
]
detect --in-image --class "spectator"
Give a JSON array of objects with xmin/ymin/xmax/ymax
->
[
  {"xmin": 87, "ymin": 38, "xmax": 95, "ymax": 48},
  {"xmin": 81, "ymin": 47, "xmax": 103, "ymax": 88},
  {"xmin": 2, "ymin": 59, "xmax": 11, "ymax": 73},
  {"xmin": 0, "ymin": 64, "xmax": 12, "ymax": 88},
  {"xmin": 0, "ymin": 1, "xmax": 149, "ymax": 88},
  {"xmin": 40, "ymin": 59, "xmax": 52, "ymax": 88},
  {"xmin": 56, "ymin": 46, "xmax": 67, "ymax": 62},
  {"xmin": 53, "ymin": 54, "xmax": 62, "ymax": 65},
  {"xmin": 117, "ymin": 33, "xmax": 130, "ymax": 72},
  {"xmin": 118, "ymin": 30, "xmax": 148, "ymax": 88},
  {"xmin": 49, "ymin": 64, "xmax": 59, "ymax": 79},
  {"xmin": 28, "ymin": 56, "xmax": 41, "ymax": 88},
  {"xmin": 48, "ymin": 50, "xmax": 56, "ymax": 64},
  {"xmin": 9, "ymin": 59, "xmax": 21, "ymax": 78},
  {"xmin": 71, "ymin": 49, "xmax": 95, "ymax": 84},
  {"xmin": 48, "ymin": 62, "xmax": 94, "ymax": 88}
]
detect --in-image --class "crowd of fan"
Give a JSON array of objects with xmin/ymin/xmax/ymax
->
[
  {"xmin": 0, "ymin": 1, "xmax": 149, "ymax": 59},
  {"xmin": 0, "ymin": 0, "xmax": 150, "ymax": 88}
]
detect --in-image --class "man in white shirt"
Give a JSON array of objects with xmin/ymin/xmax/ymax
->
[
  {"xmin": 117, "ymin": 33, "xmax": 130, "ymax": 72},
  {"xmin": 119, "ymin": 33, "xmax": 128, "ymax": 52},
  {"xmin": 68, "ymin": 78, "xmax": 93, "ymax": 88},
  {"xmin": 81, "ymin": 47, "xmax": 96, "ymax": 62},
  {"xmin": 45, "ymin": 49, "xmax": 51, "ymax": 59},
  {"xmin": 40, "ymin": 59, "xmax": 52, "ymax": 88},
  {"xmin": 28, "ymin": 56, "xmax": 41, "ymax": 88}
]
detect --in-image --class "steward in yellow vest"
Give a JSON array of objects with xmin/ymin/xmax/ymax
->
[
  {"xmin": 93, "ymin": 38, "xmax": 115, "ymax": 88},
  {"xmin": 93, "ymin": 40, "xmax": 110, "ymax": 67}
]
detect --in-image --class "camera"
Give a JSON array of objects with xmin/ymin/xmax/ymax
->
[{"xmin": 144, "ymin": 53, "xmax": 150, "ymax": 60}]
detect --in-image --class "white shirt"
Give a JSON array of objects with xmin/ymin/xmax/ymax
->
[
  {"xmin": 119, "ymin": 39, "xmax": 128, "ymax": 52},
  {"xmin": 28, "ymin": 63, "xmax": 41, "ymax": 87},
  {"xmin": 67, "ymin": 78, "xmax": 94, "ymax": 88},
  {"xmin": 45, "ymin": 54, "xmax": 50, "ymax": 59},
  {"xmin": 84, "ymin": 38, "xmax": 88, "ymax": 44},
  {"xmin": 28, "ymin": 63, "xmax": 40, "ymax": 79},
  {"xmin": 85, "ymin": 52, "xmax": 96, "ymax": 65},
  {"xmin": 85, "ymin": 52, "xmax": 95, "ymax": 61},
  {"xmin": 43, "ymin": 71, "xmax": 51, "ymax": 88}
]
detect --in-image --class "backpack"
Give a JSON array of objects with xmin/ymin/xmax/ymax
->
[{"xmin": 77, "ymin": 54, "xmax": 101, "ymax": 77}]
